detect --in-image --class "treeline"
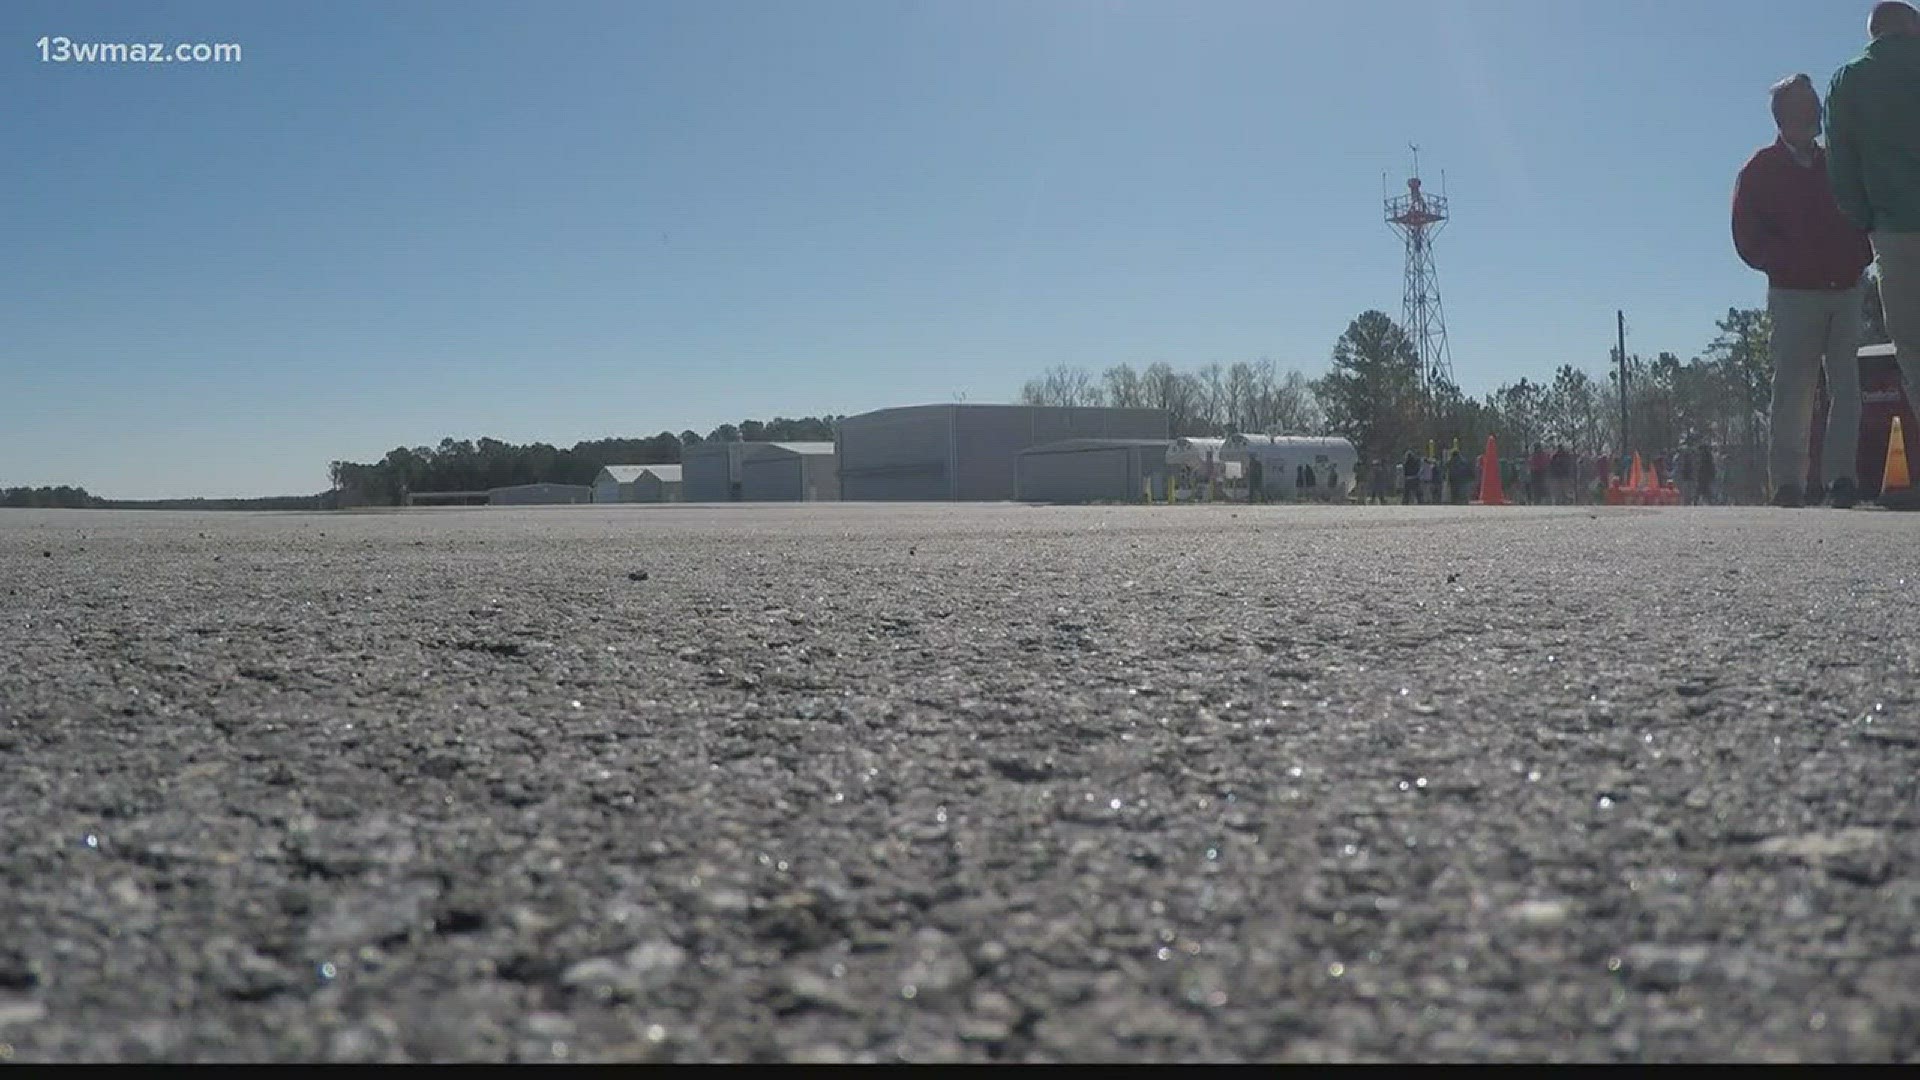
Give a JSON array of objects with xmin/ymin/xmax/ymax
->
[
  {"xmin": 100, "ymin": 494, "xmax": 339, "ymax": 511},
  {"xmin": 2, "ymin": 485, "xmax": 340, "ymax": 510},
  {"xmin": 1020, "ymin": 277, "xmax": 1891, "ymax": 468},
  {"xmin": 2, "ymin": 485, "xmax": 100, "ymax": 508},
  {"xmin": 1020, "ymin": 358, "xmax": 1324, "ymax": 436},
  {"xmin": 1314, "ymin": 308, "xmax": 1786, "ymax": 464},
  {"xmin": 329, "ymin": 417, "xmax": 840, "ymax": 506}
]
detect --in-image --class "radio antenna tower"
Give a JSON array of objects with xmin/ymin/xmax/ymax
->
[{"xmin": 1384, "ymin": 145, "xmax": 1455, "ymax": 395}]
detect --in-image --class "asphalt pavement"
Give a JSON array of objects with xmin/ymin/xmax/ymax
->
[{"xmin": 2, "ymin": 502, "xmax": 1918, "ymax": 1062}]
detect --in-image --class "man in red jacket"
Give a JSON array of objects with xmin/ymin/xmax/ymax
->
[{"xmin": 1733, "ymin": 73, "xmax": 1876, "ymax": 508}]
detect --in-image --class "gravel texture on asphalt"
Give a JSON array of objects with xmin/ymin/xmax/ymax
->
[{"xmin": 2, "ymin": 503, "xmax": 1918, "ymax": 1062}]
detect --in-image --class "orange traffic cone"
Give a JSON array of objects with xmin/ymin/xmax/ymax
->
[
  {"xmin": 1475, "ymin": 435, "xmax": 1508, "ymax": 505},
  {"xmin": 1882, "ymin": 417, "xmax": 1918, "ymax": 509},
  {"xmin": 1627, "ymin": 453, "xmax": 1643, "ymax": 490},
  {"xmin": 1884, "ymin": 417, "xmax": 1910, "ymax": 493}
]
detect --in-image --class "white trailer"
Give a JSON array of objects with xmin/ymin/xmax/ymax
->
[{"xmin": 1219, "ymin": 435, "xmax": 1359, "ymax": 501}]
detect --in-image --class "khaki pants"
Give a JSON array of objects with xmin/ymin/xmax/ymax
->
[
  {"xmin": 1873, "ymin": 231, "xmax": 1920, "ymax": 426},
  {"xmin": 1768, "ymin": 284, "xmax": 1863, "ymax": 494}
]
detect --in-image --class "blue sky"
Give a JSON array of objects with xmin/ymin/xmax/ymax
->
[{"xmin": 0, "ymin": 1, "xmax": 1885, "ymax": 497}]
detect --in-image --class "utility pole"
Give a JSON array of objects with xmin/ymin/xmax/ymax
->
[{"xmin": 1617, "ymin": 310, "xmax": 1629, "ymax": 453}]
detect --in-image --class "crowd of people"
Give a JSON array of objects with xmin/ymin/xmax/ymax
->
[{"xmin": 1351, "ymin": 442, "xmax": 1722, "ymax": 506}]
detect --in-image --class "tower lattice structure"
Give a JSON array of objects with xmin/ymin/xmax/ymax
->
[{"xmin": 1384, "ymin": 151, "xmax": 1455, "ymax": 397}]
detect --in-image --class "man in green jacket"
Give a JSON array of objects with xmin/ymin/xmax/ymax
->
[{"xmin": 1828, "ymin": 2, "xmax": 1920, "ymax": 412}]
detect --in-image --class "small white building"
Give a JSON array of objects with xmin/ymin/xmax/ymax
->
[
  {"xmin": 594, "ymin": 466, "xmax": 645, "ymax": 503},
  {"xmin": 1165, "ymin": 437, "xmax": 1241, "ymax": 495},
  {"xmin": 594, "ymin": 465, "xmax": 683, "ymax": 503},
  {"xmin": 740, "ymin": 443, "xmax": 838, "ymax": 502},
  {"xmin": 634, "ymin": 465, "xmax": 683, "ymax": 503}
]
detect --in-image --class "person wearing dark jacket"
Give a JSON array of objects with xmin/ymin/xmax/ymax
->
[
  {"xmin": 1446, "ymin": 450, "xmax": 1474, "ymax": 504},
  {"xmin": 1548, "ymin": 445, "xmax": 1574, "ymax": 504},
  {"xmin": 1401, "ymin": 451, "xmax": 1422, "ymax": 505},
  {"xmin": 1742, "ymin": 71, "xmax": 1875, "ymax": 506},
  {"xmin": 1829, "ymin": 3, "xmax": 1920, "ymax": 478},
  {"xmin": 1527, "ymin": 443, "xmax": 1550, "ymax": 505}
]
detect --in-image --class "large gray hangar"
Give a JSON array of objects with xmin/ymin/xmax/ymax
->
[
  {"xmin": 682, "ymin": 442, "xmax": 753, "ymax": 502},
  {"xmin": 684, "ymin": 441, "xmax": 837, "ymax": 502},
  {"xmin": 836, "ymin": 404, "xmax": 1170, "ymax": 501},
  {"xmin": 1014, "ymin": 438, "xmax": 1174, "ymax": 503},
  {"xmin": 741, "ymin": 442, "xmax": 839, "ymax": 502}
]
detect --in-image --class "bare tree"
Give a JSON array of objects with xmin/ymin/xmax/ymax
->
[
  {"xmin": 1225, "ymin": 362, "xmax": 1256, "ymax": 431},
  {"xmin": 1196, "ymin": 363, "xmax": 1227, "ymax": 435},
  {"xmin": 1103, "ymin": 363, "xmax": 1145, "ymax": 409},
  {"xmin": 1018, "ymin": 364, "xmax": 1105, "ymax": 407},
  {"xmin": 1272, "ymin": 369, "xmax": 1326, "ymax": 434},
  {"xmin": 1141, "ymin": 362, "xmax": 1206, "ymax": 435}
]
